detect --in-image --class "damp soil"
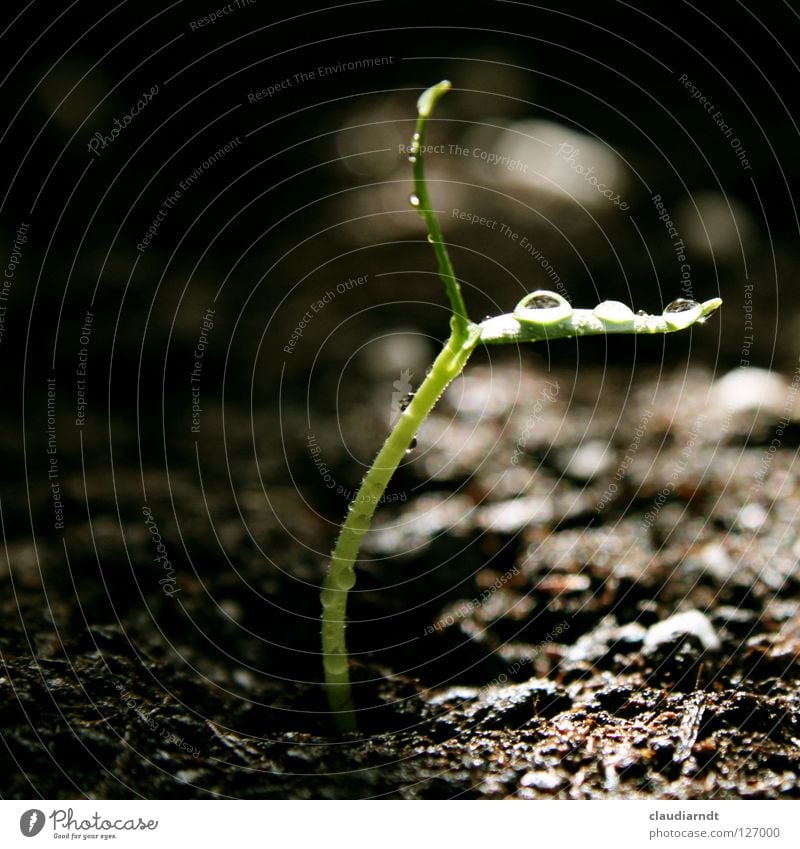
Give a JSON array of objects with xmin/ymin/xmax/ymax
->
[{"xmin": 3, "ymin": 361, "xmax": 800, "ymax": 799}]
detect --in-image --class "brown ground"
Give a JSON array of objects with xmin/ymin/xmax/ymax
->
[{"xmin": 2, "ymin": 360, "xmax": 800, "ymax": 798}]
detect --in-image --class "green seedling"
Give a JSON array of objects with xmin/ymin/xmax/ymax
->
[{"xmin": 320, "ymin": 80, "xmax": 721, "ymax": 732}]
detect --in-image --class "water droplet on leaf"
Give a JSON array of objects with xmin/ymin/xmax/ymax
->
[
  {"xmin": 592, "ymin": 300, "xmax": 635, "ymax": 323},
  {"xmin": 407, "ymin": 154, "xmax": 417, "ymax": 163},
  {"xmin": 664, "ymin": 298, "xmax": 699, "ymax": 313},
  {"xmin": 406, "ymin": 435, "xmax": 418, "ymax": 454},
  {"xmin": 635, "ymin": 309, "xmax": 647, "ymax": 316},
  {"xmin": 662, "ymin": 298, "xmax": 702, "ymax": 329},
  {"xmin": 409, "ymin": 194, "xmax": 420, "ymax": 208},
  {"xmin": 527, "ymin": 293, "xmax": 561, "ymax": 309},
  {"xmin": 513, "ymin": 290, "xmax": 573, "ymax": 326}
]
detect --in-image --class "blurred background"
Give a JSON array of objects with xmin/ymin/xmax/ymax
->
[{"xmin": 1, "ymin": 0, "xmax": 800, "ymax": 721}]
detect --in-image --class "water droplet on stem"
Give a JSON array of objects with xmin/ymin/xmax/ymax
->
[
  {"xmin": 332, "ymin": 567, "xmax": 356, "ymax": 591},
  {"xmin": 399, "ymin": 393, "xmax": 415, "ymax": 411}
]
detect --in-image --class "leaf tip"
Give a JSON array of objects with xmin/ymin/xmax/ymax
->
[
  {"xmin": 701, "ymin": 297, "xmax": 723, "ymax": 316},
  {"xmin": 417, "ymin": 80, "xmax": 452, "ymax": 118}
]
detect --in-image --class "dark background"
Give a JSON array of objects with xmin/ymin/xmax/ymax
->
[{"xmin": 2, "ymin": 7, "xmax": 794, "ymax": 476}]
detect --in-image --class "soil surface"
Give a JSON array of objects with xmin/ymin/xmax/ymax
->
[{"xmin": 3, "ymin": 358, "xmax": 800, "ymax": 799}]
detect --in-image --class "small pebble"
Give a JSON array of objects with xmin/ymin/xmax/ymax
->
[
  {"xmin": 711, "ymin": 367, "xmax": 788, "ymax": 414},
  {"xmin": 695, "ymin": 542, "xmax": 736, "ymax": 581},
  {"xmin": 519, "ymin": 770, "xmax": 565, "ymax": 791},
  {"xmin": 561, "ymin": 439, "xmax": 613, "ymax": 481},
  {"xmin": 475, "ymin": 495, "xmax": 552, "ymax": 533},
  {"xmin": 174, "ymin": 769, "xmax": 204, "ymax": 784},
  {"xmin": 736, "ymin": 503, "xmax": 768, "ymax": 532},
  {"xmin": 644, "ymin": 610, "xmax": 720, "ymax": 653}
]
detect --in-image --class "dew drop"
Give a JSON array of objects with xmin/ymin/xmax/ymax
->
[
  {"xmin": 333, "ymin": 568, "xmax": 356, "ymax": 591},
  {"xmin": 513, "ymin": 290, "xmax": 573, "ymax": 326},
  {"xmin": 412, "ymin": 132, "xmax": 420, "ymax": 143},
  {"xmin": 406, "ymin": 435, "xmax": 418, "ymax": 454},
  {"xmin": 635, "ymin": 309, "xmax": 648, "ymax": 316},
  {"xmin": 664, "ymin": 298, "xmax": 699, "ymax": 313},
  {"xmin": 409, "ymin": 193, "xmax": 420, "ymax": 208},
  {"xmin": 407, "ymin": 154, "xmax": 417, "ymax": 163},
  {"xmin": 526, "ymin": 293, "xmax": 561, "ymax": 309},
  {"xmin": 592, "ymin": 300, "xmax": 635, "ymax": 323},
  {"xmin": 427, "ymin": 234, "xmax": 435, "ymax": 243},
  {"xmin": 399, "ymin": 392, "xmax": 415, "ymax": 411},
  {"xmin": 662, "ymin": 297, "xmax": 703, "ymax": 329}
]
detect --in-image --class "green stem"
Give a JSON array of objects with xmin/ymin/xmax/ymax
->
[
  {"xmin": 318, "ymin": 79, "xmax": 723, "ymax": 734},
  {"xmin": 410, "ymin": 81, "xmax": 470, "ymax": 343},
  {"xmin": 321, "ymin": 80, "xmax": 472, "ymax": 733},
  {"xmin": 321, "ymin": 325, "xmax": 480, "ymax": 732}
]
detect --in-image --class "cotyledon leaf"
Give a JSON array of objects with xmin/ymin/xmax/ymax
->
[{"xmin": 479, "ymin": 290, "xmax": 722, "ymax": 345}]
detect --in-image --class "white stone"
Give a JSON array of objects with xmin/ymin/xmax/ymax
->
[
  {"xmin": 711, "ymin": 367, "xmax": 789, "ymax": 415},
  {"xmin": 644, "ymin": 610, "xmax": 720, "ymax": 652}
]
